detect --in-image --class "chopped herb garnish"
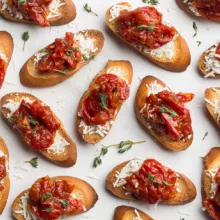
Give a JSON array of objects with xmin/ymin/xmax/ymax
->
[
  {"xmin": 19, "ymin": 112, "xmax": 23, "ymax": 120},
  {"xmin": 142, "ymin": 0, "xmax": 159, "ymax": 5},
  {"xmin": 32, "ymin": 129, "xmax": 36, "ymax": 137},
  {"xmin": 180, "ymin": 218, "xmax": 185, "ymax": 220},
  {"xmin": 54, "ymin": 69, "xmax": 67, "ymax": 74},
  {"xmin": 159, "ymin": 107, "xmax": 178, "ymax": 117},
  {"xmin": 61, "ymin": 199, "xmax": 69, "ymax": 208},
  {"xmin": 163, "ymin": 181, "xmax": 173, "ymax": 186},
  {"xmin": 93, "ymin": 140, "xmax": 145, "ymax": 168},
  {"xmin": 100, "ymin": 93, "xmax": 108, "ymax": 110},
  {"xmin": 22, "ymin": 31, "xmax": 30, "ymax": 51},
  {"xmin": 43, "ymin": 208, "xmax": 53, "ymax": 213},
  {"xmin": 18, "ymin": 0, "xmax": 26, "ymax": 5},
  {"xmin": 82, "ymin": 54, "xmax": 88, "ymax": 61},
  {"xmin": 147, "ymin": 173, "xmax": 159, "ymax": 184},
  {"xmin": 202, "ymin": 132, "xmax": 208, "ymax": 141},
  {"xmin": 193, "ymin": 22, "xmax": 198, "ymax": 37},
  {"xmin": 25, "ymin": 157, "xmax": 38, "ymax": 168},
  {"xmin": 29, "ymin": 119, "xmax": 39, "ymax": 126},
  {"xmin": 83, "ymin": 3, "xmax": 98, "ymax": 16},
  {"xmin": 197, "ymin": 41, "xmax": 202, "ymax": 46},
  {"xmin": 90, "ymin": 55, "xmax": 96, "ymax": 60},
  {"xmin": 41, "ymin": 192, "xmax": 52, "ymax": 201},
  {"xmin": 138, "ymin": 24, "xmax": 156, "ymax": 32},
  {"xmin": 22, "ymin": 103, "xmax": 28, "ymax": 107},
  {"xmin": 66, "ymin": 48, "xmax": 73, "ymax": 56},
  {"xmin": 59, "ymin": 215, "xmax": 65, "ymax": 219}
]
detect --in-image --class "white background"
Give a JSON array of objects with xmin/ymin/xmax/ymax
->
[{"xmin": 0, "ymin": 0, "xmax": 219, "ymax": 219}]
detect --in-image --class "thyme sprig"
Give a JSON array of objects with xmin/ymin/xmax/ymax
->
[
  {"xmin": 22, "ymin": 31, "xmax": 29, "ymax": 51},
  {"xmin": 83, "ymin": 3, "xmax": 98, "ymax": 16},
  {"xmin": 25, "ymin": 157, "xmax": 38, "ymax": 168}
]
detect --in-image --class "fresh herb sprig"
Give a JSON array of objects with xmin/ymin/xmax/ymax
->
[
  {"xmin": 197, "ymin": 41, "xmax": 202, "ymax": 46},
  {"xmin": 138, "ymin": 24, "xmax": 156, "ymax": 32},
  {"xmin": 142, "ymin": 0, "xmax": 159, "ymax": 5},
  {"xmin": 18, "ymin": 0, "xmax": 26, "ymax": 5},
  {"xmin": 193, "ymin": 22, "xmax": 198, "ymax": 37},
  {"xmin": 159, "ymin": 107, "xmax": 178, "ymax": 117},
  {"xmin": 93, "ymin": 140, "xmax": 145, "ymax": 167},
  {"xmin": 100, "ymin": 93, "xmax": 108, "ymax": 110},
  {"xmin": 22, "ymin": 31, "xmax": 30, "ymax": 51},
  {"xmin": 83, "ymin": 3, "xmax": 98, "ymax": 16},
  {"xmin": 25, "ymin": 157, "xmax": 38, "ymax": 168},
  {"xmin": 202, "ymin": 132, "xmax": 208, "ymax": 141}
]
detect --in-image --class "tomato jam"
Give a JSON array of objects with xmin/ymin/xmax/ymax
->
[
  {"xmin": 124, "ymin": 159, "xmax": 177, "ymax": 204},
  {"xmin": 11, "ymin": 100, "xmax": 60, "ymax": 150},
  {"xmin": 115, "ymin": 6, "xmax": 177, "ymax": 49},
  {"xmin": 203, "ymin": 168, "xmax": 220, "ymax": 220},
  {"xmin": 0, "ymin": 156, "xmax": 6, "ymax": 191},
  {"xmin": 81, "ymin": 73, "xmax": 130, "ymax": 125},
  {"xmin": 29, "ymin": 176, "xmax": 84, "ymax": 220},
  {"xmin": 143, "ymin": 90, "xmax": 194, "ymax": 141},
  {"xmin": 37, "ymin": 32, "xmax": 82, "ymax": 74},
  {"xmin": 0, "ymin": 58, "xmax": 6, "ymax": 88},
  {"xmin": 191, "ymin": 0, "xmax": 220, "ymax": 19}
]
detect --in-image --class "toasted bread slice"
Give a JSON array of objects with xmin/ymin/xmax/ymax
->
[
  {"xmin": 199, "ymin": 44, "xmax": 220, "ymax": 78},
  {"xmin": 12, "ymin": 176, "xmax": 98, "ymax": 219},
  {"xmin": 20, "ymin": 30, "xmax": 105, "ymax": 87},
  {"xmin": 106, "ymin": 2, "xmax": 191, "ymax": 72},
  {"xmin": 0, "ymin": 0, "xmax": 76, "ymax": 26},
  {"xmin": 205, "ymin": 87, "xmax": 220, "ymax": 127},
  {"xmin": 0, "ymin": 137, "xmax": 9, "ymax": 215},
  {"xmin": 1, "ymin": 93, "xmax": 77, "ymax": 167},
  {"xmin": 106, "ymin": 160, "xmax": 197, "ymax": 205},
  {"xmin": 135, "ymin": 75, "xmax": 193, "ymax": 151},
  {"xmin": 0, "ymin": 31, "xmax": 14, "ymax": 87},
  {"xmin": 114, "ymin": 206, "xmax": 153, "ymax": 220},
  {"xmin": 77, "ymin": 60, "xmax": 133, "ymax": 144}
]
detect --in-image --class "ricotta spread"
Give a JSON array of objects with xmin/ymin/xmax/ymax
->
[
  {"xmin": 183, "ymin": 0, "xmax": 201, "ymax": 16},
  {"xmin": 146, "ymin": 80, "xmax": 169, "ymax": 96},
  {"xmin": 134, "ymin": 209, "xmax": 142, "ymax": 220},
  {"xmin": 0, "ymin": 50, "xmax": 8, "ymax": 63},
  {"xmin": 205, "ymin": 168, "xmax": 219, "ymax": 198}
]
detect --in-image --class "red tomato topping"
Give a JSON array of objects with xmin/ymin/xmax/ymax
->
[
  {"xmin": 144, "ymin": 90, "xmax": 194, "ymax": 141},
  {"xmin": 12, "ymin": 100, "xmax": 60, "ymax": 150},
  {"xmin": 29, "ymin": 176, "xmax": 84, "ymax": 220},
  {"xmin": 37, "ymin": 32, "xmax": 82, "ymax": 74},
  {"xmin": 115, "ymin": 6, "xmax": 177, "ymax": 49},
  {"xmin": 0, "ymin": 58, "xmax": 6, "ymax": 88},
  {"xmin": 81, "ymin": 73, "xmax": 130, "ymax": 125},
  {"xmin": 191, "ymin": 0, "xmax": 220, "ymax": 19},
  {"xmin": 203, "ymin": 168, "xmax": 220, "ymax": 220},
  {"xmin": 12, "ymin": 0, "xmax": 52, "ymax": 27},
  {"xmin": 125, "ymin": 159, "xmax": 177, "ymax": 204},
  {"xmin": 0, "ymin": 156, "xmax": 6, "ymax": 191}
]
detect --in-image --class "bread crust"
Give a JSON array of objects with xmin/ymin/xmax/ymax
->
[
  {"xmin": 20, "ymin": 30, "xmax": 105, "ymax": 87},
  {"xmin": 0, "ymin": 0, "xmax": 76, "ymax": 26},
  {"xmin": 0, "ymin": 137, "xmax": 10, "ymax": 215},
  {"xmin": 12, "ymin": 176, "xmax": 98, "ymax": 219},
  {"xmin": 76, "ymin": 60, "xmax": 133, "ymax": 144},
  {"xmin": 114, "ymin": 205, "xmax": 153, "ymax": 220},
  {"xmin": 1, "ymin": 93, "xmax": 77, "ymax": 167},
  {"xmin": 105, "ymin": 2, "xmax": 191, "ymax": 72},
  {"xmin": 106, "ymin": 160, "xmax": 197, "ymax": 205},
  {"xmin": 135, "ymin": 75, "xmax": 193, "ymax": 151}
]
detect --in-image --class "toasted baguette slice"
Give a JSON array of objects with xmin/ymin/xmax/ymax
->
[
  {"xmin": 106, "ymin": 2, "xmax": 190, "ymax": 72},
  {"xmin": 205, "ymin": 87, "xmax": 220, "ymax": 127},
  {"xmin": 106, "ymin": 160, "xmax": 197, "ymax": 205},
  {"xmin": 114, "ymin": 206, "xmax": 153, "ymax": 220},
  {"xmin": 20, "ymin": 30, "xmax": 105, "ymax": 87},
  {"xmin": 12, "ymin": 176, "xmax": 98, "ymax": 219},
  {"xmin": 77, "ymin": 60, "xmax": 133, "ymax": 144},
  {"xmin": 135, "ymin": 75, "xmax": 193, "ymax": 151},
  {"xmin": 0, "ymin": 0, "xmax": 76, "ymax": 26},
  {"xmin": 0, "ymin": 31, "xmax": 14, "ymax": 87},
  {"xmin": 199, "ymin": 44, "xmax": 220, "ymax": 78},
  {"xmin": 1, "ymin": 93, "xmax": 77, "ymax": 167},
  {"xmin": 0, "ymin": 137, "xmax": 9, "ymax": 215}
]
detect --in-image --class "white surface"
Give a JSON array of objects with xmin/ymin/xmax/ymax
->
[{"xmin": 0, "ymin": 0, "xmax": 219, "ymax": 219}]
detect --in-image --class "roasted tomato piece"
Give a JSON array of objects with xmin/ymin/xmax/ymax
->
[
  {"xmin": 0, "ymin": 156, "xmax": 6, "ymax": 191},
  {"xmin": 0, "ymin": 58, "xmax": 6, "ymax": 88}
]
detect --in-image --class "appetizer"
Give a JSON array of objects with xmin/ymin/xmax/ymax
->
[
  {"xmin": 177, "ymin": 0, "xmax": 220, "ymax": 21},
  {"xmin": 0, "ymin": 0, "xmax": 76, "ymax": 27},
  {"xmin": 77, "ymin": 60, "xmax": 133, "ymax": 144},
  {"xmin": 0, "ymin": 137, "xmax": 9, "ymax": 215},
  {"xmin": 106, "ymin": 2, "xmax": 191, "ymax": 72},
  {"xmin": 1, "ymin": 93, "xmax": 77, "ymax": 167},
  {"xmin": 114, "ymin": 206, "xmax": 153, "ymax": 220},
  {"xmin": 12, "ymin": 176, "xmax": 98, "ymax": 219},
  {"xmin": 135, "ymin": 76, "xmax": 194, "ymax": 151},
  {"xmin": 205, "ymin": 87, "xmax": 220, "ymax": 127},
  {"xmin": 106, "ymin": 158, "xmax": 197, "ymax": 205},
  {"xmin": 0, "ymin": 31, "xmax": 13, "ymax": 88},
  {"xmin": 202, "ymin": 147, "xmax": 220, "ymax": 220},
  {"xmin": 20, "ymin": 30, "xmax": 104, "ymax": 87},
  {"xmin": 199, "ymin": 42, "xmax": 220, "ymax": 78}
]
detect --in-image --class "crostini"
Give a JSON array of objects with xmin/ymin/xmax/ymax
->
[
  {"xmin": 199, "ymin": 42, "xmax": 220, "ymax": 78},
  {"xmin": 106, "ymin": 2, "xmax": 191, "ymax": 72},
  {"xmin": 106, "ymin": 158, "xmax": 197, "ymax": 205},
  {"xmin": 114, "ymin": 206, "xmax": 153, "ymax": 220},
  {"xmin": 1, "ymin": 93, "xmax": 77, "ymax": 167},
  {"xmin": 0, "ymin": 137, "xmax": 9, "ymax": 215},
  {"xmin": 205, "ymin": 87, "xmax": 220, "ymax": 127},
  {"xmin": 0, "ymin": 31, "xmax": 13, "ymax": 88},
  {"xmin": 135, "ymin": 75, "xmax": 194, "ymax": 151},
  {"xmin": 176, "ymin": 0, "xmax": 220, "ymax": 21},
  {"xmin": 12, "ymin": 176, "xmax": 98, "ymax": 219},
  {"xmin": 77, "ymin": 60, "xmax": 133, "ymax": 144},
  {"xmin": 202, "ymin": 147, "xmax": 220, "ymax": 220},
  {"xmin": 20, "ymin": 30, "xmax": 104, "ymax": 87},
  {"xmin": 0, "ymin": 0, "xmax": 76, "ymax": 27}
]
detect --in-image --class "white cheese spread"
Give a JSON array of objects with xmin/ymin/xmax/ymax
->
[
  {"xmin": 109, "ymin": 4, "xmax": 132, "ymax": 22},
  {"xmin": 205, "ymin": 168, "xmax": 219, "ymax": 198},
  {"xmin": 133, "ymin": 209, "xmax": 142, "ymax": 220},
  {"xmin": 34, "ymin": 51, "xmax": 48, "ymax": 65},
  {"xmin": 205, "ymin": 98, "xmax": 220, "ymax": 122},
  {"xmin": 146, "ymin": 80, "xmax": 169, "ymax": 96},
  {"xmin": 183, "ymin": 0, "xmax": 201, "ymax": 16},
  {"xmin": 0, "ymin": 50, "xmax": 8, "ymax": 63},
  {"xmin": 106, "ymin": 66, "xmax": 128, "ymax": 83},
  {"xmin": 46, "ymin": 0, "xmax": 65, "ymax": 20}
]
